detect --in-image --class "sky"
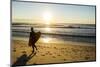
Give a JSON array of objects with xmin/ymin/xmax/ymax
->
[{"xmin": 12, "ymin": 1, "xmax": 96, "ymax": 24}]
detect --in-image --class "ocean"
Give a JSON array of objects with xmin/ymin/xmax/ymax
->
[{"xmin": 11, "ymin": 23, "xmax": 96, "ymax": 45}]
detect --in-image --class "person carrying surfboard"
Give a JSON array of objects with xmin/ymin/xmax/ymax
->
[{"xmin": 28, "ymin": 27, "xmax": 41, "ymax": 53}]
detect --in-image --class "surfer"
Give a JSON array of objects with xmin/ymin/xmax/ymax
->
[{"xmin": 28, "ymin": 27, "xmax": 41, "ymax": 53}]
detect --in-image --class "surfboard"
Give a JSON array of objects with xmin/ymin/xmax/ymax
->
[
  {"xmin": 34, "ymin": 32, "xmax": 41, "ymax": 43},
  {"xmin": 29, "ymin": 31, "xmax": 41, "ymax": 46}
]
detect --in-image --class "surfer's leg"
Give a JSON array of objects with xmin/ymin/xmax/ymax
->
[
  {"xmin": 32, "ymin": 46, "xmax": 34, "ymax": 53},
  {"xmin": 34, "ymin": 45, "xmax": 37, "ymax": 50}
]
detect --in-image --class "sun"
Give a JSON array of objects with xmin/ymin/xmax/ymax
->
[{"xmin": 43, "ymin": 11, "xmax": 52, "ymax": 24}]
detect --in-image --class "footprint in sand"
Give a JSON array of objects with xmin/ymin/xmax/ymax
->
[
  {"xmin": 49, "ymin": 53, "xmax": 52, "ymax": 55},
  {"xmin": 52, "ymin": 56, "xmax": 56, "ymax": 58},
  {"xmin": 45, "ymin": 52, "xmax": 49, "ymax": 55},
  {"xmin": 61, "ymin": 51, "xmax": 64, "ymax": 53},
  {"xmin": 57, "ymin": 54, "xmax": 61, "ymax": 56},
  {"xmin": 63, "ymin": 59, "xmax": 67, "ymax": 61},
  {"xmin": 54, "ymin": 47, "xmax": 57, "ymax": 49},
  {"xmin": 37, "ymin": 51, "xmax": 39, "ymax": 53},
  {"xmin": 22, "ymin": 51, "xmax": 26, "ymax": 53},
  {"xmin": 41, "ymin": 54, "xmax": 45, "ymax": 56},
  {"xmin": 13, "ymin": 49, "xmax": 16, "ymax": 52},
  {"xmin": 46, "ymin": 46, "xmax": 49, "ymax": 48},
  {"xmin": 47, "ymin": 51, "xmax": 50, "ymax": 53},
  {"xmin": 85, "ymin": 56, "xmax": 90, "ymax": 60},
  {"xmin": 33, "ymin": 63, "xmax": 37, "ymax": 65},
  {"xmin": 21, "ymin": 46, "xmax": 23, "ymax": 47}
]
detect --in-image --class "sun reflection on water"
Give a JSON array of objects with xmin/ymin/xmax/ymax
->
[
  {"xmin": 42, "ymin": 37, "xmax": 51, "ymax": 43},
  {"xmin": 45, "ymin": 27, "xmax": 51, "ymax": 32}
]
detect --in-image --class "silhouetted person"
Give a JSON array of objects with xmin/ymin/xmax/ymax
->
[
  {"xmin": 29, "ymin": 27, "xmax": 41, "ymax": 53},
  {"xmin": 12, "ymin": 52, "xmax": 36, "ymax": 67}
]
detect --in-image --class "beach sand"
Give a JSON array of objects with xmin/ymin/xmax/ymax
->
[{"xmin": 11, "ymin": 40, "xmax": 96, "ymax": 66}]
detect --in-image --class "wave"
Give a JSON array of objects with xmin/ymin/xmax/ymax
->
[
  {"xmin": 12, "ymin": 30, "xmax": 96, "ymax": 37},
  {"xmin": 11, "ymin": 23, "xmax": 96, "ymax": 37},
  {"xmin": 12, "ymin": 23, "xmax": 96, "ymax": 29},
  {"xmin": 12, "ymin": 31, "xmax": 96, "ymax": 43}
]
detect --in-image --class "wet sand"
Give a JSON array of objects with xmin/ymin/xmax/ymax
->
[{"xmin": 11, "ymin": 40, "xmax": 96, "ymax": 66}]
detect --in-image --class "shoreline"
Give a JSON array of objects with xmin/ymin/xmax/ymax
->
[{"xmin": 12, "ymin": 37, "xmax": 96, "ymax": 46}]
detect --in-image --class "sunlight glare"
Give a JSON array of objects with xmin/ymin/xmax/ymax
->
[
  {"xmin": 43, "ymin": 11, "xmax": 52, "ymax": 24},
  {"xmin": 43, "ymin": 37, "xmax": 51, "ymax": 43},
  {"xmin": 45, "ymin": 28, "xmax": 51, "ymax": 32}
]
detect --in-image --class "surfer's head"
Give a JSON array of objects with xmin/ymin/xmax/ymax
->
[{"xmin": 31, "ymin": 27, "xmax": 34, "ymax": 32}]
